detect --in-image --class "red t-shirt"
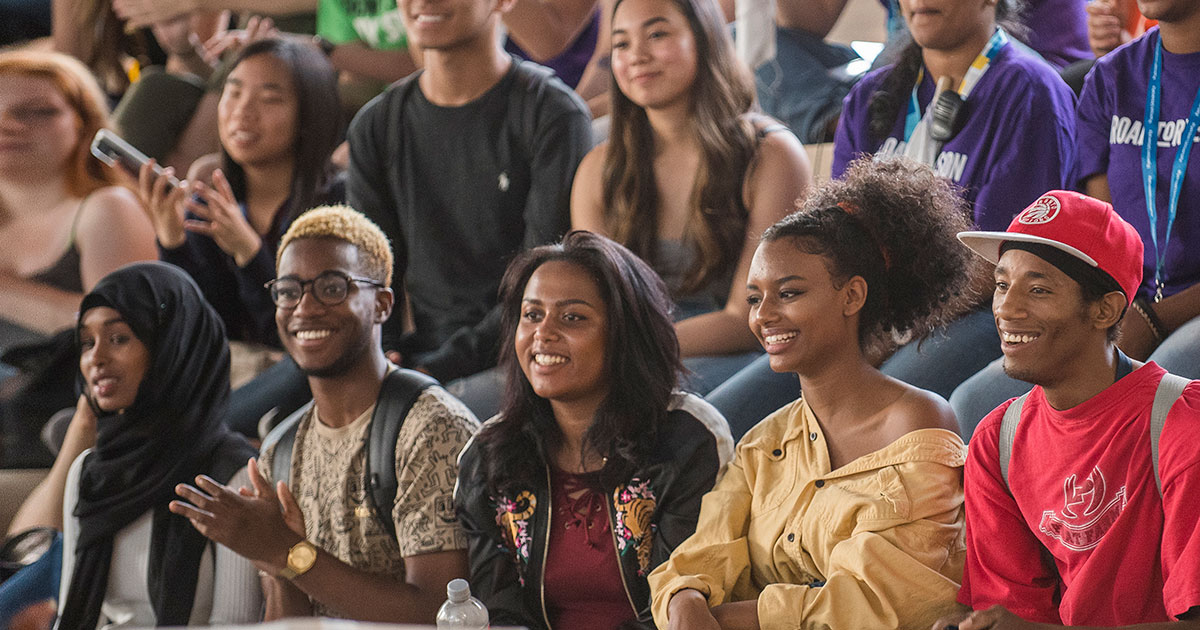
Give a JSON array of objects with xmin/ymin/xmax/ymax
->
[
  {"xmin": 543, "ymin": 467, "xmax": 636, "ymax": 629},
  {"xmin": 959, "ymin": 363, "xmax": 1200, "ymax": 624}
]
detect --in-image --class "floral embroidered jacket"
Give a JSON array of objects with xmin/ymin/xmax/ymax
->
[{"xmin": 454, "ymin": 392, "xmax": 734, "ymax": 630}]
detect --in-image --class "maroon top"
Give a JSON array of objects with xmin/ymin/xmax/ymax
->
[{"xmin": 543, "ymin": 467, "xmax": 636, "ymax": 629}]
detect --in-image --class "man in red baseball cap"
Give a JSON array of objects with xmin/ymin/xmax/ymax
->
[{"xmin": 934, "ymin": 191, "xmax": 1200, "ymax": 629}]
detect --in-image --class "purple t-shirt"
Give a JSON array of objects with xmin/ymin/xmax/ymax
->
[
  {"xmin": 1023, "ymin": 0, "xmax": 1090, "ymax": 68},
  {"xmin": 1075, "ymin": 28, "xmax": 1200, "ymax": 299},
  {"xmin": 504, "ymin": 8, "xmax": 599, "ymax": 89},
  {"xmin": 834, "ymin": 44, "xmax": 1077, "ymax": 231}
]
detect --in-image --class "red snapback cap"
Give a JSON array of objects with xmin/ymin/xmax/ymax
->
[{"xmin": 958, "ymin": 191, "xmax": 1144, "ymax": 304}]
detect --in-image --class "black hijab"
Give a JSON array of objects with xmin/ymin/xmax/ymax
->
[{"xmin": 58, "ymin": 262, "xmax": 257, "ymax": 629}]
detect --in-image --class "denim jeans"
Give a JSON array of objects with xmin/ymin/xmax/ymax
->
[
  {"xmin": 878, "ymin": 307, "xmax": 1003, "ymax": 401},
  {"xmin": 753, "ymin": 25, "xmax": 859, "ymax": 144},
  {"xmin": 0, "ymin": 532, "xmax": 61, "ymax": 629},
  {"xmin": 708, "ymin": 308, "xmax": 1001, "ymax": 441}
]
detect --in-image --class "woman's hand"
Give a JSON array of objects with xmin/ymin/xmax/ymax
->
[
  {"xmin": 183, "ymin": 169, "xmax": 263, "ymax": 267},
  {"xmin": 137, "ymin": 160, "xmax": 188, "ymax": 249},
  {"xmin": 62, "ymin": 395, "xmax": 99, "ymax": 456},
  {"xmin": 668, "ymin": 589, "xmax": 722, "ymax": 630},
  {"xmin": 202, "ymin": 15, "xmax": 278, "ymax": 64}
]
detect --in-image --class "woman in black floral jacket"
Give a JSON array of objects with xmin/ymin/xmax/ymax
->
[{"xmin": 455, "ymin": 231, "xmax": 734, "ymax": 629}]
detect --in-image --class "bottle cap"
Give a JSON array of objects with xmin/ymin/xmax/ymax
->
[{"xmin": 447, "ymin": 578, "xmax": 471, "ymax": 603}]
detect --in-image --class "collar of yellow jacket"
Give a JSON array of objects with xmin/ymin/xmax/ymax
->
[{"xmin": 738, "ymin": 397, "xmax": 968, "ymax": 478}]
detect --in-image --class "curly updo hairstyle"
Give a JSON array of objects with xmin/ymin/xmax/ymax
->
[
  {"xmin": 477, "ymin": 231, "xmax": 682, "ymax": 497},
  {"xmin": 763, "ymin": 157, "xmax": 981, "ymax": 358}
]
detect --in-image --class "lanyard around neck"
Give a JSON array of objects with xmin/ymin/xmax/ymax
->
[
  {"xmin": 904, "ymin": 28, "xmax": 1009, "ymax": 142},
  {"xmin": 1142, "ymin": 36, "xmax": 1200, "ymax": 302}
]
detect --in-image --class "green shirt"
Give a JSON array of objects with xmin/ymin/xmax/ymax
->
[{"xmin": 317, "ymin": 0, "xmax": 407, "ymax": 50}]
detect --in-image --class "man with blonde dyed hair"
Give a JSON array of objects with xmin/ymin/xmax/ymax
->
[{"xmin": 171, "ymin": 206, "xmax": 480, "ymax": 622}]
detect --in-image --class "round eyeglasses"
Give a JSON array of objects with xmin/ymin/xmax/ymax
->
[{"xmin": 265, "ymin": 271, "xmax": 385, "ymax": 308}]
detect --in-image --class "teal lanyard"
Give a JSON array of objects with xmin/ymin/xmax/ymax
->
[
  {"xmin": 1141, "ymin": 36, "xmax": 1200, "ymax": 302},
  {"xmin": 903, "ymin": 28, "xmax": 1008, "ymax": 142}
]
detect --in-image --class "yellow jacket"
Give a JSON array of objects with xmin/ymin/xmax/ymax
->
[{"xmin": 648, "ymin": 398, "xmax": 967, "ymax": 630}]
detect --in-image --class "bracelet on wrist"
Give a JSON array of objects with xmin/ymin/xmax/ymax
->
[{"xmin": 1131, "ymin": 298, "xmax": 1165, "ymax": 343}]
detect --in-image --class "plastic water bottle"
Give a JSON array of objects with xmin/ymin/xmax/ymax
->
[{"xmin": 436, "ymin": 578, "xmax": 489, "ymax": 629}]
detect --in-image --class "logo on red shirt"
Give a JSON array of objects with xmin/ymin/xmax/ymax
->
[{"xmin": 1039, "ymin": 466, "xmax": 1127, "ymax": 551}]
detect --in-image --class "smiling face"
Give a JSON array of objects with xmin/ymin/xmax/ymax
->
[
  {"xmin": 992, "ymin": 248, "xmax": 1105, "ymax": 387},
  {"xmin": 401, "ymin": 0, "xmax": 502, "ymax": 51},
  {"xmin": 79, "ymin": 306, "xmax": 150, "ymax": 412},
  {"xmin": 611, "ymin": 0, "xmax": 699, "ymax": 113},
  {"xmin": 218, "ymin": 53, "xmax": 299, "ymax": 169},
  {"xmin": 0, "ymin": 74, "xmax": 80, "ymax": 177},
  {"xmin": 898, "ymin": 0, "xmax": 995, "ymax": 52},
  {"xmin": 746, "ymin": 238, "xmax": 863, "ymax": 375},
  {"xmin": 514, "ymin": 260, "xmax": 610, "ymax": 411},
  {"xmin": 275, "ymin": 237, "xmax": 390, "ymax": 378}
]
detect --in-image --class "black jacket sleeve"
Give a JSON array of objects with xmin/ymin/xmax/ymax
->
[{"xmin": 455, "ymin": 439, "xmax": 544, "ymax": 629}]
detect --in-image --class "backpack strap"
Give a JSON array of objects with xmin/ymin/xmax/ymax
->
[
  {"xmin": 260, "ymin": 401, "xmax": 315, "ymax": 487},
  {"xmin": 366, "ymin": 368, "xmax": 440, "ymax": 540},
  {"xmin": 998, "ymin": 392, "xmax": 1030, "ymax": 489},
  {"xmin": 1150, "ymin": 373, "xmax": 1191, "ymax": 495}
]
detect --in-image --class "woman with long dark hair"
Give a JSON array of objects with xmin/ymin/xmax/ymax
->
[
  {"xmin": 456, "ymin": 231, "xmax": 733, "ymax": 629},
  {"xmin": 137, "ymin": 37, "xmax": 343, "ymax": 347},
  {"xmin": 649, "ymin": 158, "xmax": 978, "ymax": 630},
  {"xmin": 571, "ymin": 0, "xmax": 810, "ymax": 396},
  {"xmin": 55, "ymin": 262, "xmax": 260, "ymax": 627},
  {"xmin": 136, "ymin": 37, "xmax": 343, "ymax": 434}
]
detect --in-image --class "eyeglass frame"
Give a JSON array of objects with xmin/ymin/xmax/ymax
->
[{"xmin": 265, "ymin": 270, "xmax": 386, "ymax": 308}]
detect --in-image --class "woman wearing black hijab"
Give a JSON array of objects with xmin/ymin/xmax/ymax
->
[{"xmin": 55, "ymin": 262, "xmax": 260, "ymax": 628}]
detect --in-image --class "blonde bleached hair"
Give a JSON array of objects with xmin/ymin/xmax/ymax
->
[
  {"xmin": 277, "ymin": 205, "xmax": 394, "ymax": 287},
  {"xmin": 0, "ymin": 50, "xmax": 117, "ymax": 197}
]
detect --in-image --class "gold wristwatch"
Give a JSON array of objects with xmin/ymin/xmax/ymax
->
[{"xmin": 278, "ymin": 540, "xmax": 317, "ymax": 580}]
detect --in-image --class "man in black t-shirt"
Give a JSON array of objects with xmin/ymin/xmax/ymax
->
[{"xmin": 347, "ymin": 0, "xmax": 592, "ymax": 389}]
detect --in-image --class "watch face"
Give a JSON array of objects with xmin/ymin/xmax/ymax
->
[{"xmin": 291, "ymin": 542, "xmax": 317, "ymax": 571}]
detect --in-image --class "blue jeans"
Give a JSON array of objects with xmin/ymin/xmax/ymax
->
[
  {"xmin": 753, "ymin": 25, "xmax": 859, "ymax": 144},
  {"xmin": 705, "ymin": 354, "xmax": 800, "ymax": 441},
  {"xmin": 708, "ymin": 308, "xmax": 1001, "ymax": 440},
  {"xmin": 950, "ymin": 315, "xmax": 1200, "ymax": 441},
  {"xmin": 0, "ymin": 532, "xmax": 61, "ymax": 629},
  {"xmin": 448, "ymin": 352, "xmax": 762, "ymax": 423},
  {"xmin": 879, "ymin": 307, "xmax": 1002, "ymax": 401}
]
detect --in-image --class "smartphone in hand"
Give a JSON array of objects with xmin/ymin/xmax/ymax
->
[{"xmin": 89, "ymin": 129, "xmax": 181, "ymax": 188}]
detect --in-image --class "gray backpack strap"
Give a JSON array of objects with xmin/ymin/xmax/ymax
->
[
  {"xmin": 999, "ymin": 393, "xmax": 1031, "ymax": 489},
  {"xmin": 1150, "ymin": 373, "xmax": 1191, "ymax": 495},
  {"xmin": 260, "ymin": 401, "xmax": 314, "ymax": 487}
]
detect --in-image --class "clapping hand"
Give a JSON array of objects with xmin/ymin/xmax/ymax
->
[
  {"xmin": 183, "ymin": 169, "xmax": 264, "ymax": 267},
  {"xmin": 169, "ymin": 457, "xmax": 305, "ymax": 574}
]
